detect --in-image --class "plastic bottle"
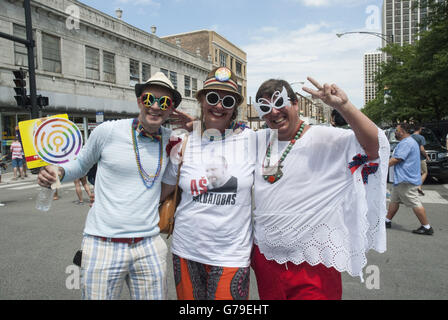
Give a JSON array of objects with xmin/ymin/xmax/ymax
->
[{"xmin": 36, "ymin": 187, "xmax": 56, "ymax": 212}]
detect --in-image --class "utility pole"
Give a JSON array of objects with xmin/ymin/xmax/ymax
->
[{"xmin": 0, "ymin": 0, "xmax": 39, "ymax": 119}]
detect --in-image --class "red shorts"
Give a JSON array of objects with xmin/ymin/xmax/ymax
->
[{"xmin": 251, "ymin": 245, "xmax": 342, "ymax": 300}]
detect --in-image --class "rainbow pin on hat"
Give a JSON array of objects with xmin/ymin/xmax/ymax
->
[{"xmin": 196, "ymin": 67, "xmax": 244, "ymax": 106}]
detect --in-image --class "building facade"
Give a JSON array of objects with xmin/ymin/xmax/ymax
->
[
  {"xmin": 0, "ymin": 0, "xmax": 211, "ymax": 154},
  {"xmin": 364, "ymin": 52, "xmax": 384, "ymax": 104},
  {"xmin": 382, "ymin": 0, "xmax": 432, "ymax": 47},
  {"xmin": 162, "ymin": 30, "xmax": 248, "ymax": 122},
  {"xmin": 362, "ymin": 0, "xmax": 434, "ymax": 106}
]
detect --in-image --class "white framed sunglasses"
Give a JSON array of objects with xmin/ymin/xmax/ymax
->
[
  {"xmin": 254, "ymin": 87, "xmax": 291, "ymax": 119},
  {"xmin": 205, "ymin": 91, "xmax": 237, "ymax": 109}
]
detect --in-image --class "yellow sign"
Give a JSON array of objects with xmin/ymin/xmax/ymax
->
[{"xmin": 18, "ymin": 114, "xmax": 69, "ymax": 169}]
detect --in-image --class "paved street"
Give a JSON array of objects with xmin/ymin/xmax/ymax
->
[{"xmin": 1, "ymin": 171, "xmax": 447, "ymax": 300}]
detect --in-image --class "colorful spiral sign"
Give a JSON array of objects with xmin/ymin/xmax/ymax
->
[{"xmin": 33, "ymin": 117, "xmax": 83, "ymax": 165}]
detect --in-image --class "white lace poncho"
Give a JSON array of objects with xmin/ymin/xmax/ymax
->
[{"xmin": 253, "ymin": 126, "xmax": 390, "ymax": 280}]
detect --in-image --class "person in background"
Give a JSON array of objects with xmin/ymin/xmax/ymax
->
[
  {"xmin": 445, "ymin": 132, "xmax": 447, "ymax": 150},
  {"xmin": 74, "ymin": 176, "xmax": 93, "ymax": 205},
  {"xmin": 386, "ymin": 123, "xmax": 433, "ymax": 235},
  {"xmin": 330, "ymin": 109, "xmax": 348, "ymax": 128},
  {"xmin": 10, "ymin": 136, "xmax": 25, "ymax": 180},
  {"xmin": 411, "ymin": 125, "xmax": 430, "ymax": 195}
]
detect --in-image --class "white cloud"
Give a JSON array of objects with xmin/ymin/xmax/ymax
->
[{"xmin": 243, "ymin": 23, "xmax": 381, "ymax": 108}]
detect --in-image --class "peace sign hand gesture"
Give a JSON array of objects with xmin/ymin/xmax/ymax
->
[{"xmin": 302, "ymin": 77, "xmax": 349, "ymax": 110}]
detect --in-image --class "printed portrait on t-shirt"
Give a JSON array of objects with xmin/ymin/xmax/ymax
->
[
  {"xmin": 205, "ymin": 155, "xmax": 238, "ymax": 193},
  {"xmin": 190, "ymin": 151, "xmax": 239, "ymax": 205}
]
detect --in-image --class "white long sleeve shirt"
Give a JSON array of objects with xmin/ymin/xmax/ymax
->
[{"xmin": 61, "ymin": 119, "xmax": 171, "ymax": 238}]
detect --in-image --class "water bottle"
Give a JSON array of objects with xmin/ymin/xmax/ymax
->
[{"xmin": 36, "ymin": 187, "xmax": 56, "ymax": 212}]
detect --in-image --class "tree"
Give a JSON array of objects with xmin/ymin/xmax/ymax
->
[{"xmin": 362, "ymin": 0, "xmax": 448, "ymax": 125}]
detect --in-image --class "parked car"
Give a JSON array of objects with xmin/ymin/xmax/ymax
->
[{"xmin": 384, "ymin": 127, "xmax": 448, "ymax": 183}]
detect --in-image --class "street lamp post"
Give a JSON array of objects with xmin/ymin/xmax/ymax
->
[{"xmin": 336, "ymin": 31, "xmax": 394, "ymax": 44}]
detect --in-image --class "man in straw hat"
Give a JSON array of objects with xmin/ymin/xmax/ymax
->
[{"xmin": 38, "ymin": 72, "xmax": 182, "ymax": 300}]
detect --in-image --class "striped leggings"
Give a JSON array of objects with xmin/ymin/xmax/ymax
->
[{"xmin": 80, "ymin": 234, "xmax": 168, "ymax": 300}]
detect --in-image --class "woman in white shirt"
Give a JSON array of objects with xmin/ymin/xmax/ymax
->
[{"xmin": 162, "ymin": 67, "xmax": 255, "ymax": 300}]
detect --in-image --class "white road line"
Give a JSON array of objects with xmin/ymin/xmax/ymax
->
[
  {"xmin": 10, "ymin": 183, "xmax": 74, "ymax": 191},
  {"xmin": 0, "ymin": 182, "xmax": 30, "ymax": 189},
  {"xmin": 420, "ymin": 190, "xmax": 448, "ymax": 204},
  {"xmin": 444, "ymin": 184, "xmax": 448, "ymax": 190}
]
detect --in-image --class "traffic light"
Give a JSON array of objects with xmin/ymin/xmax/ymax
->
[
  {"xmin": 37, "ymin": 95, "xmax": 49, "ymax": 107},
  {"xmin": 13, "ymin": 69, "xmax": 29, "ymax": 107}
]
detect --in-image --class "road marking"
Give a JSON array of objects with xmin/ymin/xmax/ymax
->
[
  {"xmin": 420, "ymin": 190, "xmax": 448, "ymax": 204},
  {"xmin": 0, "ymin": 182, "xmax": 29, "ymax": 189},
  {"xmin": 9, "ymin": 183, "xmax": 74, "ymax": 191},
  {"xmin": 444, "ymin": 184, "xmax": 448, "ymax": 190}
]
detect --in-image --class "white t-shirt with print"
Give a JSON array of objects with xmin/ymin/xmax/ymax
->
[{"xmin": 163, "ymin": 129, "xmax": 256, "ymax": 268}]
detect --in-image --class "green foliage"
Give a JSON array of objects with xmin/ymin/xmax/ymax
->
[{"xmin": 362, "ymin": 0, "xmax": 448, "ymax": 125}]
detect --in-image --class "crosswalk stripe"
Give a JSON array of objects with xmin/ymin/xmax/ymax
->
[
  {"xmin": 9, "ymin": 183, "xmax": 74, "ymax": 191},
  {"xmin": 419, "ymin": 190, "xmax": 448, "ymax": 204},
  {"xmin": 0, "ymin": 182, "xmax": 30, "ymax": 189}
]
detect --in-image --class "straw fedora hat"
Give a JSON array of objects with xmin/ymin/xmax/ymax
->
[
  {"xmin": 196, "ymin": 67, "xmax": 244, "ymax": 106},
  {"xmin": 135, "ymin": 72, "xmax": 182, "ymax": 108}
]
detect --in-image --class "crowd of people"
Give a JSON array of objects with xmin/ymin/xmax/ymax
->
[{"xmin": 35, "ymin": 66, "xmax": 440, "ymax": 300}]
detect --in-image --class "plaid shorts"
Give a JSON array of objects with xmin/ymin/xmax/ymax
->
[{"xmin": 80, "ymin": 234, "xmax": 168, "ymax": 300}]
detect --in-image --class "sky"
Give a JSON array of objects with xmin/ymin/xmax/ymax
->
[{"xmin": 80, "ymin": 0, "xmax": 385, "ymax": 109}]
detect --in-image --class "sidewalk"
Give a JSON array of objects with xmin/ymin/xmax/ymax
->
[{"xmin": 0, "ymin": 171, "xmax": 37, "ymax": 184}]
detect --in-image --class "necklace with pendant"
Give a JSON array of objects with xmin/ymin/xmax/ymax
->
[
  {"xmin": 131, "ymin": 123, "xmax": 163, "ymax": 189},
  {"xmin": 262, "ymin": 121, "xmax": 306, "ymax": 184}
]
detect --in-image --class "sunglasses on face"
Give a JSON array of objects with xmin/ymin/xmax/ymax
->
[
  {"xmin": 205, "ymin": 91, "xmax": 237, "ymax": 109},
  {"xmin": 254, "ymin": 87, "xmax": 291, "ymax": 119},
  {"xmin": 141, "ymin": 92, "xmax": 173, "ymax": 110}
]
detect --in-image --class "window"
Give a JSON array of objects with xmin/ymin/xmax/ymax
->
[
  {"xmin": 42, "ymin": 33, "xmax": 61, "ymax": 73},
  {"xmin": 192, "ymin": 78, "xmax": 198, "ymax": 97},
  {"xmin": 160, "ymin": 68, "xmax": 169, "ymax": 77},
  {"xmin": 230, "ymin": 57, "xmax": 234, "ymax": 71},
  {"xmin": 103, "ymin": 51, "xmax": 115, "ymax": 83},
  {"xmin": 13, "ymin": 24, "xmax": 37, "ymax": 68},
  {"xmin": 219, "ymin": 51, "xmax": 227, "ymax": 67},
  {"xmin": 236, "ymin": 61, "xmax": 242, "ymax": 76},
  {"xmin": 170, "ymin": 71, "xmax": 177, "ymax": 89},
  {"xmin": 142, "ymin": 63, "xmax": 151, "ymax": 82},
  {"xmin": 184, "ymin": 75, "xmax": 191, "ymax": 97},
  {"xmin": 85, "ymin": 46, "xmax": 100, "ymax": 80},
  {"xmin": 129, "ymin": 59, "xmax": 139, "ymax": 85}
]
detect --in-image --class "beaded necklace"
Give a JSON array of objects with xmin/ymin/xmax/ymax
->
[
  {"xmin": 131, "ymin": 120, "xmax": 163, "ymax": 189},
  {"xmin": 262, "ymin": 121, "xmax": 306, "ymax": 184}
]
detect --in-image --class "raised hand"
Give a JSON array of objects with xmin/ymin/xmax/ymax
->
[
  {"xmin": 170, "ymin": 109, "xmax": 196, "ymax": 132},
  {"xmin": 302, "ymin": 77, "xmax": 349, "ymax": 110}
]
